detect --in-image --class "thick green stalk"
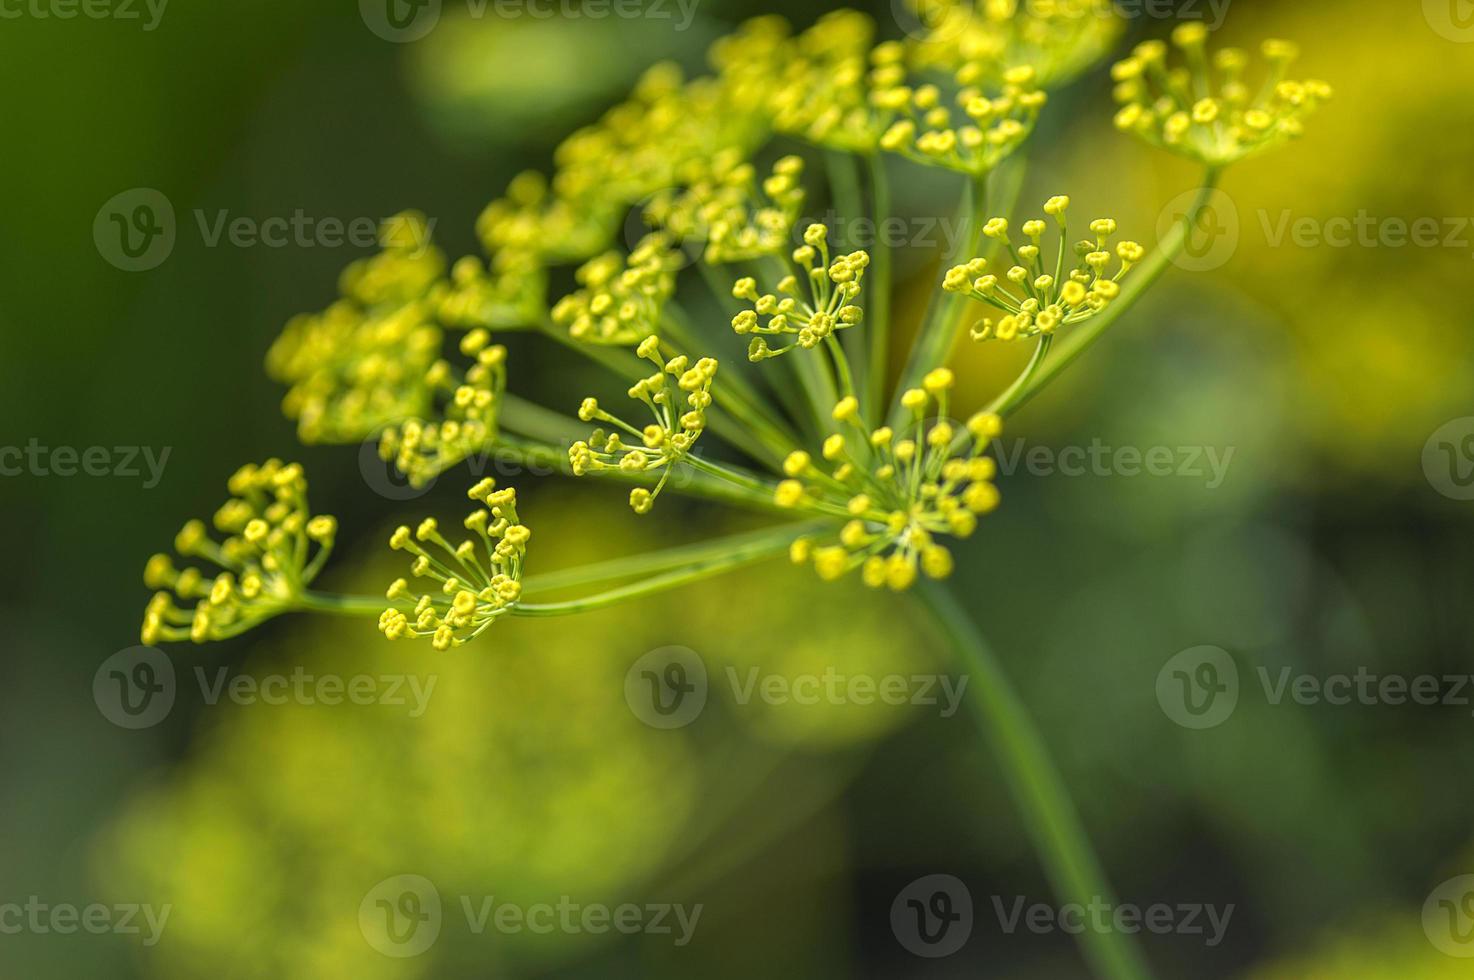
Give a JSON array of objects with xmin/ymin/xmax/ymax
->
[
  {"xmin": 916, "ymin": 581, "xmax": 1152, "ymax": 980},
  {"xmin": 989, "ymin": 169, "xmax": 1223, "ymax": 417},
  {"xmin": 865, "ymin": 153, "xmax": 893, "ymax": 424}
]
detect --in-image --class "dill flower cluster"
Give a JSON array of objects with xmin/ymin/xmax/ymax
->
[
  {"xmin": 906, "ymin": 0, "xmax": 1122, "ymax": 89},
  {"xmin": 142, "ymin": 461, "xmax": 337, "ymax": 643},
  {"xmin": 144, "ymin": 7, "xmax": 1332, "ymax": 646},
  {"xmin": 1111, "ymin": 24, "xmax": 1332, "ymax": 167},
  {"xmin": 943, "ymin": 196, "xmax": 1143, "ymax": 341},
  {"xmin": 266, "ymin": 214, "xmax": 444, "ymax": 444},
  {"xmin": 779, "ymin": 371, "xmax": 1002, "ymax": 590},
  {"xmin": 376, "ymin": 328, "xmax": 507, "ymax": 489},
  {"xmin": 550, "ymin": 233, "xmax": 684, "ymax": 346},
  {"xmin": 568, "ymin": 337, "xmax": 718, "ymax": 513},
  {"xmin": 644, "ymin": 152, "xmax": 807, "ymax": 265},
  {"xmin": 732, "ymin": 223, "xmax": 868, "ymax": 362},
  {"xmin": 380, "ymin": 479, "xmax": 529, "ymax": 650}
]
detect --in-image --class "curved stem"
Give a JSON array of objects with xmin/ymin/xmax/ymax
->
[
  {"xmin": 990, "ymin": 168, "xmax": 1223, "ymax": 417},
  {"xmin": 987, "ymin": 333, "xmax": 1053, "ymax": 419},
  {"xmin": 521, "ymin": 520, "xmax": 827, "ymax": 596},
  {"xmin": 916, "ymin": 581, "xmax": 1152, "ymax": 980},
  {"xmin": 514, "ymin": 528, "xmax": 802, "ymax": 616}
]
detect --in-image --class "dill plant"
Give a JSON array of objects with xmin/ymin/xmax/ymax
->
[{"xmin": 139, "ymin": 7, "xmax": 1328, "ymax": 976}]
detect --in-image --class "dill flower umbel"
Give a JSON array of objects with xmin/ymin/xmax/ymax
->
[
  {"xmin": 266, "ymin": 213, "xmax": 444, "ymax": 444},
  {"xmin": 1111, "ymin": 24, "xmax": 1332, "ymax": 167},
  {"xmin": 141, "ymin": 460, "xmax": 337, "ymax": 644},
  {"xmin": 781, "ymin": 371, "xmax": 1002, "ymax": 590},
  {"xmin": 643, "ymin": 152, "xmax": 807, "ymax": 265},
  {"xmin": 376, "ymin": 328, "xmax": 507, "ymax": 488},
  {"xmin": 550, "ymin": 233, "xmax": 684, "ymax": 346},
  {"xmin": 379, "ymin": 479, "xmax": 529, "ymax": 650},
  {"xmin": 568, "ymin": 337, "xmax": 718, "ymax": 514},
  {"xmin": 943, "ymin": 196, "xmax": 1144, "ymax": 341},
  {"xmin": 906, "ymin": 0, "xmax": 1123, "ymax": 90},
  {"xmin": 732, "ymin": 223, "xmax": 868, "ymax": 362}
]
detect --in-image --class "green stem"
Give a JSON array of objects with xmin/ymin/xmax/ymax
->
[
  {"xmin": 498, "ymin": 393, "xmax": 588, "ymax": 446},
  {"xmin": 888, "ymin": 171, "xmax": 988, "ymax": 426},
  {"xmin": 916, "ymin": 581, "xmax": 1152, "ymax": 980},
  {"xmin": 514, "ymin": 528, "xmax": 801, "ymax": 616},
  {"xmin": 522, "ymin": 520, "xmax": 826, "ymax": 595},
  {"xmin": 865, "ymin": 153, "xmax": 893, "ymax": 425},
  {"xmin": 987, "ymin": 334, "xmax": 1053, "ymax": 419},
  {"xmin": 299, "ymin": 591, "xmax": 391, "ymax": 616},
  {"xmin": 990, "ymin": 169, "xmax": 1223, "ymax": 416}
]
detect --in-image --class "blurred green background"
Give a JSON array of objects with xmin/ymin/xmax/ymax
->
[{"xmin": 2, "ymin": 0, "xmax": 1473, "ymax": 976}]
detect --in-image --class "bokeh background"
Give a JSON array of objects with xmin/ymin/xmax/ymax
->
[{"xmin": 3, "ymin": 0, "xmax": 1473, "ymax": 976}]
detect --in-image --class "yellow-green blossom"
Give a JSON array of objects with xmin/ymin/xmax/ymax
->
[
  {"xmin": 1112, "ymin": 25, "xmax": 1332, "ymax": 167},
  {"xmin": 377, "ymin": 330, "xmax": 507, "ymax": 488},
  {"xmin": 141, "ymin": 461, "xmax": 337, "ymax": 644},
  {"xmin": 732, "ymin": 223, "xmax": 868, "ymax": 361},
  {"xmin": 908, "ymin": 0, "xmax": 1122, "ymax": 90},
  {"xmin": 379, "ymin": 479, "xmax": 529, "ymax": 650},
  {"xmin": 550, "ymin": 233, "xmax": 683, "ymax": 346},
  {"xmin": 266, "ymin": 213, "xmax": 444, "ymax": 443},
  {"xmin": 780, "ymin": 372, "xmax": 1001, "ymax": 590},
  {"xmin": 644, "ymin": 152, "xmax": 807, "ymax": 265},
  {"xmin": 877, "ymin": 62, "xmax": 1045, "ymax": 176},
  {"xmin": 568, "ymin": 337, "xmax": 718, "ymax": 513},
  {"xmin": 943, "ymin": 196, "xmax": 1143, "ymax": 341}
]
